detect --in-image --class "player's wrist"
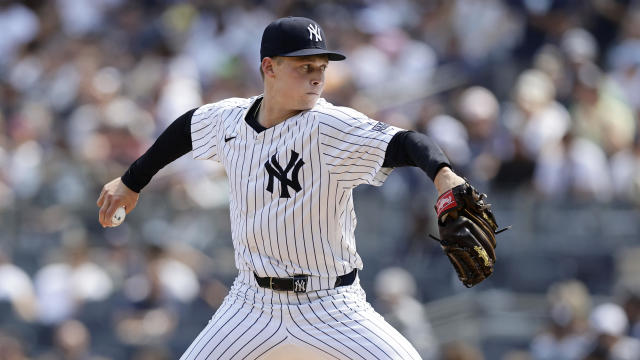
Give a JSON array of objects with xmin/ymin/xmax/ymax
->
[
  {"xmin": 120, "ymin": 172, "xmax": 142, "ymax": 194},
  {"xmin": 434, "ymin": 166, "xmax": 465, "ymax": 195}
]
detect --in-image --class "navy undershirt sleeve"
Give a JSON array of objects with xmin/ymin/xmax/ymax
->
[
  {"xmin": 121, "ymin": 108, "xmax": 197, "ymax": 193},
  {"xmin": 382, "ymin": 130, "xmax": 451, "ymax": 181}
]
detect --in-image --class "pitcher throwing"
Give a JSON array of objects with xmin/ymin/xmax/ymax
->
[{"xmin": 97, "ymin": 16, "xmax": 503, "ymax": 360}]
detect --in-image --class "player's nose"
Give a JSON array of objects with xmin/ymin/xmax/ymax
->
[{"xmin": 310, "ymin": 74, "xmax": 323, "ymax": 87}]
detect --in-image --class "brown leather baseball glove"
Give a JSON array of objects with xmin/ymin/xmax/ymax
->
[{"xmin": 431, "ymin": 183, "xmax": 508, "ymax": 288}]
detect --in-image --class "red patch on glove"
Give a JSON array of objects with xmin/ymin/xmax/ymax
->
[{"xmin": 436, "ymin": 189, "xmax": 457, "ymax": 217}]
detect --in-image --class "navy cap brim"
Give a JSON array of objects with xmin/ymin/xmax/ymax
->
[{"xmin": 277, "ymin": 48, "xmax": 346, "ymax": 61}]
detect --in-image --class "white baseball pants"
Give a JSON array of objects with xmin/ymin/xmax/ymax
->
[{"xmin": 179, "ymin": 272, "xmax": 421, "ymax": 360}]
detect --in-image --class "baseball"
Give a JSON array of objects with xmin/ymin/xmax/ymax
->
[{"xmin": 111, "ymin": 206, "xmax": 126, "ymax": 227}]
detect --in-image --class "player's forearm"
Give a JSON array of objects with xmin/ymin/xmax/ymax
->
[
  {"xmin": 382, "ymin": 130, "xmax": 451, "ymax": 181},
  {"xmin": 121, "ymin": 108, "xmax": 196, "ymax": 193}
]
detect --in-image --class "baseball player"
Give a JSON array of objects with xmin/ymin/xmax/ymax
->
[{"xmin": 97, "ymin": 17, "xmax": 499, "ymax": 360}]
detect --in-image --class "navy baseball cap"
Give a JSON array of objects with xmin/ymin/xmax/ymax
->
[{"xmin": 260, "ymin": 17, "xmax": 346, "ymax": 61}]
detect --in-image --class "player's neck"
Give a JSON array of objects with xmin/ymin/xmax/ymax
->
[{"xmin": 258, "ymin": 95, "xmax": 302, "ymax": 129}]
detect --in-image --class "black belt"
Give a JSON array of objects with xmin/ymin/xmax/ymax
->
[{"xmin": 254, "ymin": 269, "xmax": 357, "ymax": 293}]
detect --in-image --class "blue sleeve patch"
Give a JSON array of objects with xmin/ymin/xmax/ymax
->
[{"xmin": 372, "ymin": 122, "xmax": 389, "ymax": 132}]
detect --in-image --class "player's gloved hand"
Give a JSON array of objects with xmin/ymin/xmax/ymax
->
[
  {"xmin": 97, "ymin": 177, "xmax": 139, "ymax": 227},
  {"xmin": 430, "ymin": 183, "xmax": 508, "ymax": 288}
]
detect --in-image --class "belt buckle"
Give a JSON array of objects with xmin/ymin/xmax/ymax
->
[{"xmin": 293, "ymin": 275, "xmax": 308, "ymax": 293}]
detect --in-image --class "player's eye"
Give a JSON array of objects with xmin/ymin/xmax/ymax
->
[{"xmin": 300, "ymin": 63, "xmax": 326, "ymax": 73}]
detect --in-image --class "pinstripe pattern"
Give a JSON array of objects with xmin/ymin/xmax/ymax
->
[
  {"xmin": 180, "ymin": 277, "xmax": 421, "ymax": 360},
  {"xmin": 190, "ymin": 97, "xmax": 400, "ymax": 286},
  {"xmin": 184, "ymin": 96, "xmax": 419, "ymax": 359}
]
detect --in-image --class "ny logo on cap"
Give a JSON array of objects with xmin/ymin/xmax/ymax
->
[{"xmin": 307, "ymin": 23, "xmax": 322, "ymax": 42}]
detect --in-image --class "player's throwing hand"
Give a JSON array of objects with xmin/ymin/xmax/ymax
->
[{"xmin": 97, "ymin": 177, "xmax": 139, "ymax": 227}]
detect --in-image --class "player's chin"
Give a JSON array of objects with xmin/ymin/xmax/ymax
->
[{"xmin": 299, "ymin": 94, "xmax": 320, "ymax": 109}]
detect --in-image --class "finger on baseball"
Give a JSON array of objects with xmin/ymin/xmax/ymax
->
[
  {"xmin": 98, "ymin": 204, "xmax": 107, "ymax": 227},
  {"xmin": 98, "ymin": 200, "xmax": 113, "ymax": 227},
  {"xmin": 97, "ymin": 187, "xmax": 106, "ymax": 207},
  {"xmin": 105, "ymin": 202, "xmax": 121, "ymax": 227},
  {"xmin": 98, "ymin": 190, "xmax": 112, "ymax": 222},
  {"xmin": 126, "ymin": 200, "xmax": 139, "ymax": 214}
]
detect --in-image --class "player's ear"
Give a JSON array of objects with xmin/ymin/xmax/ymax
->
[{"xmin": 262, "ymin": 57, "xmax": 277, "ymax": 78}]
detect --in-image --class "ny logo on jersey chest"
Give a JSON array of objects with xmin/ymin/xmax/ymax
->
[{"xmin": 265, "ymin": 150, "xmax": 305, "ymax": 198}]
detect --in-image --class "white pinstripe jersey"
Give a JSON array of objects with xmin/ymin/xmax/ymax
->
[{"xmin": 190, "ymin": 96, "xmax": 401, "ymax": 291}]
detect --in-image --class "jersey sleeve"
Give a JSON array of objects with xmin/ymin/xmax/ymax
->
[
  {"xmin": 317, "ymin": 106, "xmax": 403, "ymax": 187},
  {"xmin": 190, "ymin": 102, "xmax": 224, "ymax": 162}
]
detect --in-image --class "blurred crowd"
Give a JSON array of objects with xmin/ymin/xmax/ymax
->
[{"xmin": 1, "ymin": 0, "xmax": 640, "ymax": 358}]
